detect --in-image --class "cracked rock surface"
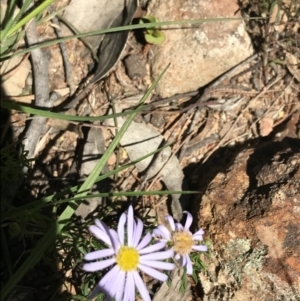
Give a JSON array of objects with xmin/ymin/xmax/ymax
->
[{"xmin": 195, "ymin": 138, "xmax": 300, "ymax": 301}]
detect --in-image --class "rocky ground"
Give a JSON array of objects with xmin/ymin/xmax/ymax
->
[{"xmin": 1, "ymin": 0, "xmax": 299, "ymax": 300}]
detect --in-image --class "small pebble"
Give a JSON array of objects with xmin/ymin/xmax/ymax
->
[{"xmin": 123, "ymin": 54, "xmax": 147, "ymax": 80}]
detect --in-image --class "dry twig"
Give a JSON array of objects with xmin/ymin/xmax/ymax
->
[{"xmin": 22, "ymin": 16, "xmax": 54, "ymax": 163}]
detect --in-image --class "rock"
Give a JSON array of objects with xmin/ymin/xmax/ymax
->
[
  {"xmin": 1, "ymin": 54, "xmax": 31, "ymax": 97},
  {"xmin": 147, "ymin": 0, "xmax": 254, "ymax": 98},
  {"xmin": 62, "ymin": 0, "xmax": 124, "ymax": 51},
  {"xmin": 195, "ymin": 138, "xmax": 300, "ymax": 301},
  {"xmin": 123, "ymin": 53, "xmax": 147, "ymax": 80}
]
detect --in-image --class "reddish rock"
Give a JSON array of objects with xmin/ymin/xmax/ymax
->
[{"xmin": 196, "ymin": 139, "xmax": 300, "ymax": 300}]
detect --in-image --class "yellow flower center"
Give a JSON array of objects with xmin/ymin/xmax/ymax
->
[
  {"xmin": 116, "ymin": 246, "xmax": 140, "ymax": 271},
  {"xmin": 173, "ymin": 231, "xmax": 193, "ymax": 255}
]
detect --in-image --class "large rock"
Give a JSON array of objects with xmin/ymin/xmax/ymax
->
[
  {"xmin": 62, "ymin": 0, "xmax": 124, "ymax": 51},
  {"xmin": 196, "ymin": 139, "xmax": 300, "ymax": 300},
  {"xmin": 148, "ymin": 0, "xmax": 254, "ymax": 98}
]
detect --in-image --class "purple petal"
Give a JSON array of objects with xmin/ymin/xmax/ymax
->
[
  {"xmin": 183, "ymin": 211, "xmax": 193, "ymax": 230},
  {"xmin": 140, "ymin": 249, "xmax": 174, "ymax": 261},
  {"xmin": 95, "ymin": 219, "xmax": 108, "ymax": 232},
  {"xmin": 133, "ymin": 271, "xmax": 151, "ymax": 301},
  {"xmin": 82, "ymin": 258, "xmax": 115, "ymax": 272},
  {"xmin": 193, "ymin": 228, "xmax": 204, "ymax": 237},
  {"xmin": 185, "ymin": 254, "xmax": 193, "ymax": 275},
  {"xmin": 104, "ymin": 274, "xmax": 119, "ymax": 298},
  {"xmin": 174, "ymin": 253, "xmax": 180, "ymax": 260},
  {"xmin": 192, "ymin": 245, "xmax": 208, "ymax": 252},
  {"xmin": 153, "ymin": 225, "xmax": 171, "ymax": 240},
  {"xmin": 138, "ymin": 241, "xmax": 165, "ymax": 254},
  {"xmin": 166, "ymin": 215, "xmax": 176, "ymax": 231},
  {"xmin": 112, "ymin": 270, "xmax": 126, "ymax": 300},
  {"xmin": 118, "ymin": 213, "xmax": 126, "ymax": 245},
  {"xmin": 100, "ymin": 265, "xmax": 120, "ymax": 288},
  {"xmin": 84, "ymin": 248, "xmax": 114, "ymax": 261},
  {"xmin": 127, "ymin": 205, "xmax": 134, "ymax": 246},
  {"xmin": 175, "ymin": 223, "xmax": 184, "ymax": 231},
  {"xmin": 139, "ymin": 260, "xmax": 175, "ymax": 271},
  {"xmin": 88, "ymin": 265, "xmax": 120, "ymax": 299},
  {"xmin": 137, "ymin": 232, "xmax": 152, "ymax": 251},
  {"xmin": 89, "ymin": 225, "xmax": 111, "ymax": 246},
  {"xmin": 132, "ymin": 218, "xmax": 143, "ymax": 248},
  {"xmin": 192, "ymin": 234, "xmax": 204, "ymax": 241},
  {"xmin": 99, "ymin": 266, "xmax": 122, "ymax": 299},
  {"xmin": 138, "ymin": 264, "xmax": 168, "ymax": 282},
  {"xmin": 109, "ymin": 229, "xmax": 120, "ymax": 253},
  {"xmin": 123, "ymin": 272, "xmax": 135, "ymax": 301}
]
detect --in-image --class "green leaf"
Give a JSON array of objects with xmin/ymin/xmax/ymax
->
[
  {"xmin": 139, "ymin": 16, "xmax": 159, "ymax": 35},
  {"xmin": 0, "ymin": 30, "xmax": 24, "ymax": 63},
  {"xmin": 145, "ymin": 30, "xmax": 166, "ymax": 45},
  {"xmin": 6, "ymin": 0, "xmax": 56, "ymax": 38},
  {"xmin": 0, "ymin": 100, "xmax": 151, "ymax": 122}
]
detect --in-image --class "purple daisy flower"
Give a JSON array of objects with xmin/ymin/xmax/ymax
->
[
  {"xmin": 153, "ymin": 211, "xmax": 207, "ymax": 275},
  {"xmin": 82, "ymin": 205, "xmax": 175, "ymax": 301}
]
